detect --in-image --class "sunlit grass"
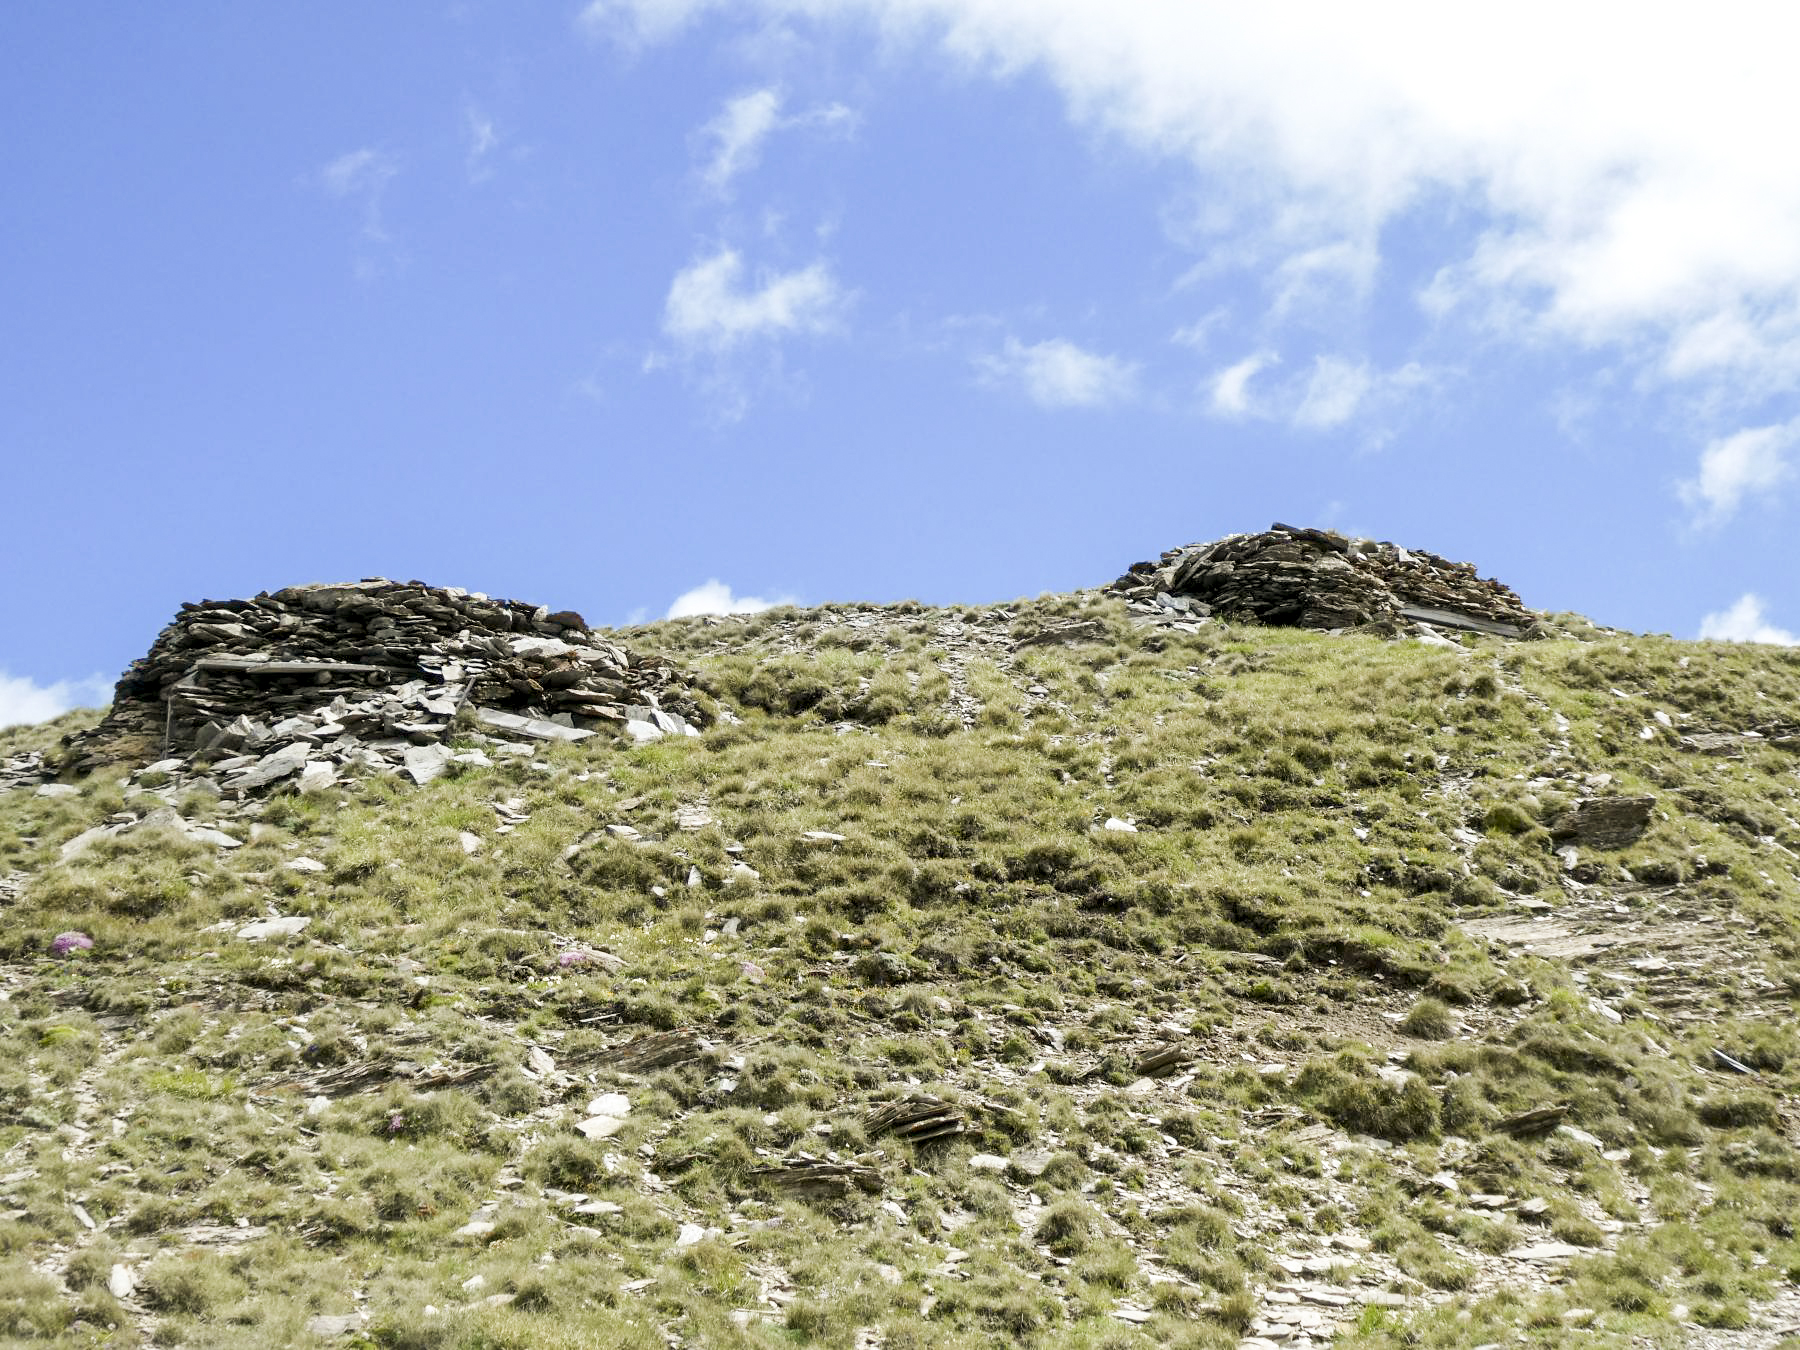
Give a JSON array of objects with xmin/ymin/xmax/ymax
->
[{"xmin": 1, "ymin": 597, "xmax": 1799, "ymax": 1343}]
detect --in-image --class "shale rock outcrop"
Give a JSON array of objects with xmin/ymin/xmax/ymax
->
[
  {"xmin": 66, "ymin": 579, "xmax": 706, "ymax": 787},
  {"xmin": 1110, "ymin": 523, "xmax": 1538, "ymax": 638}
]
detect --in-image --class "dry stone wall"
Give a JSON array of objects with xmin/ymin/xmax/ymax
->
[
  {"xmin": 1110, "ymin": 523, "xmax": 1538, "ymax": 638},
  {"xmin": 65, "ymin": 579, "xmax": 707, "ymax": 791}
]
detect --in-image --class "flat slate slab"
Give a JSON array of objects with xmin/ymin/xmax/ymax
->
[
  {"xmin": 474, "ymin": 708, "xmax": 595, "ymax": 742},
  {"xmin": 1396, "ymin": 604, "xmax": 1525, "ymax": 639},
  {"xmin": 193, "ymin": 659, "xmax": 395, "ymax": 676},
  {"xmin": 1549, "ymin": 795, "xmax": 1655, "ymax": 850}
]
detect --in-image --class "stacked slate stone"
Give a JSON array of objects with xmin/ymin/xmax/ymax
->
[
  {"xmin": 65, "ymin": 579, "xmax": 706, "ymax": 787},
  {"xmin": 1110, "ymin": 523, "xmax": 1537, "ymax": 638},
  {"xmin": 0, "ymin": 752, "xmax": 50, "ymax": 793}
]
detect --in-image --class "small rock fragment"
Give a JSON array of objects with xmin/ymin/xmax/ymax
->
[
  {"xmin": 1509, "ymin": 1241, "xmax": 1584, "ymax": 1262},
  {"xmin": 297, "ymin": 761, "xmax": 338, "ymax": 793},
  {"xmin": 237, "ymin": 916, "xmax": 311, "ymax": 940},
  {"xmin": 576, "ymin": 1092, "xmax": 631, "ymax": 1140},
  {"xmin": 402, "ymin": 744, "xmax": 452, "ymax": 786}
]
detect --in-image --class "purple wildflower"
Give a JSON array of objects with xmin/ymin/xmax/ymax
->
[
  {"xmin": 558, "ymin": 950, "xmax": 594, "ymax": 968},
  {"xmin": 52, "ymin": 931, "xmax": 93, "ymax": 957},
  {"xmin": 387, "ymin": 1112, "xmax": 406, "ymax": 1134}
]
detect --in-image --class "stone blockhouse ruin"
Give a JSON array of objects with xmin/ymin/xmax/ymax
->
[
  {"xmin": 65, "ymin": 579, "xmax": 706, "ymax": 790},
  {"xmin": 1109, "ymin": 523, "xmax": 1538, "ymax": 637}
]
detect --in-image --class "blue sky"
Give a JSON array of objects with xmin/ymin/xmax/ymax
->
[{"xmin": 7, "ymin": 2, "xmax": 1800, "ymax": 726}]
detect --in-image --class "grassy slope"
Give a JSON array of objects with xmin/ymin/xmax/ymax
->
[{"xmin": 2, "ymin": 592, "xmax": 1800, "ymax": 1347}]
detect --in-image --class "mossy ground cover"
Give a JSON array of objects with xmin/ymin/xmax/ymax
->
[{"xmin": 2, "ymin": 595, "xmax": 1800, "ymax": 1345}]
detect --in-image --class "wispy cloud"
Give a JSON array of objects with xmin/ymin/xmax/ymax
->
[
  {"xmin": 700, "ymin": 88, "xmax": 784, "ymax": 192},
  {"xmin": 1270, "ymin": 240, "xmax": 1376, "ymax": 319},
  {"xmin": 1208, "ymin": 351, "xmax": 1276, "ymax": 417},
  {"xmin": 1294, "ymin": 356, "xmax": 1428, "ymax": 431},
  {"xmin": 662, "ymin": 247, "xmax": 848, "ymax": 351},
  {"xmin": 315, "ymin": 147, "xmax": 403, "ymax": 278},
  {"xmin": 0, "ymin": 670, "xmax": 109, "ymax": 730},
  {"xmin": 1680, "ymin": 419, "xmax": 1798, "ymax": 526},
  {"xmin": 666, "ymin": 579, "xmax": 797, "ymax": 618},
  {"xmin": 1206, "ymin": 350, "xmax": 1424, "ymax": 432},
  {"xmin": 464, "ymin": 106, "xmax": 500, "ymax": 182},
  {"xmin": 1292, "ymin": 356, "xmax": 1374, "ymax": 429},
  {"xmin": 695, "ymin": 87, "xmax": 857, "ymax": 194},
  {"xmin": 319, "ymin": 148, "xmax": 394, "ymax": 199},
  {"xmin": 651, "ymin": 247, "xmax": 850, "ymax": 420},
  {"xmin": 1170, "ymin": 308, "xmax": 1229, "ymax": 352},
  {"xmin": 1699, "ymin": 594, "xmax": 1799, "ymax": 646},
  {"xmin": 318, "ymin": 147, "xmax": 398, "ymax": 241},
  {"xmin": 577, "ymin": 0, "xmax": 709, "ymax": 45},
  {"xmin": 796, "ymin": 104, "xmax": 855, "ymax": 133},
  {"xmin": 974, "ymin": 337, "xmax": 1136, "ymax": 409}
]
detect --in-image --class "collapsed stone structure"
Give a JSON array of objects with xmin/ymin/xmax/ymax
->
[
  {"xmin": 65, "ymin": 579, "xmax": 706, "ymax": 790},
  {"xmin": 0, "ymin": 752, "xmax": 50, "ymax": 793},
  {"xmin": 1109, "ymin": 523, "xmax": 1537, "ymax": 638}
]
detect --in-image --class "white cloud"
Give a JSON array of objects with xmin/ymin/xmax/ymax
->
[
  {"xmin": 1270, "ymin": 240, "xmax": 1376, "ymax": 318},
  {"xmin": 663, "ymin": 247, "xmax": 848, "ymax": 350},
  {"xmin": 578, "ymin": 0, "xmax": 709, "ymax": 44},
  {"xmin": 696, "ymin": 88, "xmax": 858, "ymax": 194},
  {"xmin": 1293, "ymin": 356, "xmax": 1373, "ymax": 429},
  {"xmin": 464, "ymin": 106, "xmax": 500, "ymax": 181},
  {"xmin": 320, "ymin": 148, "xmax": 395, "ymax": 199},
  {"xmin": 1208, "ymin": 351, "xmax": 1275, "ymax": 416},
  {"xmin": 799, "ymin": 103, "xmax": 855, "ymax": 134},
  {"xmin": 1680, "ymin": 420, "xmax": 1798, "ymax": 526},
  {"xmin": 1170, "ymin": 307, "xmax": 1228, "ymax": 351},
  {"xmin": 1207, "ymin": 351, "xmax": 1425, "ymax": 430},
  {"xmin": 700, "ymin": 88, "xmax": 784, "ymax": 191},
  {"xmin": 317, "ymin": 147, "xmax": 399, "ymax": 246},
  {"xmin": 666, "ymin": 579, "xmax": 798, "ymax": 618},
  {"xmin": 975, "ymin": 336, "xmax": 1136, "ymax": 408},
  {"xmin": 605, "ymin": 1, "xmax": 1800, "ymax": 402},
  {"xmin": 0, "ymin": 671, "xmax": 109, "ymax": 731},
  {"xmin": 1699, "ymin": 594, "xmax": 1799, "ymax": 646}
]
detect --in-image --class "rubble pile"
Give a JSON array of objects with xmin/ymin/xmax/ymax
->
[
  {"xmin": 1110, "ymin": 523, "xmax": 1537, "ymax": 638},
  {"xmin": 64, "ymin": 579, "xmax": 707, "ymax": 789}
]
